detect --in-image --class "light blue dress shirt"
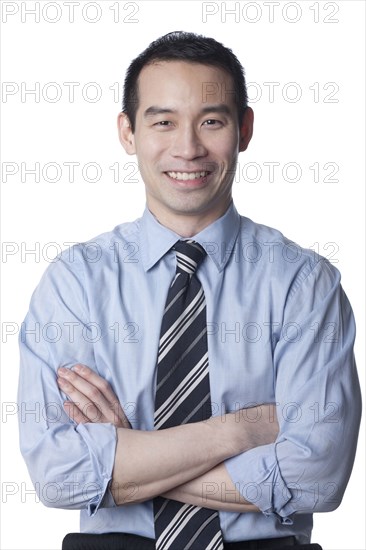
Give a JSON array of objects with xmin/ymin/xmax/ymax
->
[{"xmin": 18, "ymin": 203, "xmax": 361, "ymax": 544}]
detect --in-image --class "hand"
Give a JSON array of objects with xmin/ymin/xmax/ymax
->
[{"xmin": 57, "ymin": 364, "xmax": 131, "ymax": 428}]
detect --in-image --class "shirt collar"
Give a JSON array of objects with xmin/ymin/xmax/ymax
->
[{"xmin": 139, "ymin": 202, "xmax": 241, "ymax": 273}]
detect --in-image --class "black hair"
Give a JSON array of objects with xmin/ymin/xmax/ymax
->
[{"xmin": 122, "ymin": 31, "xmax": 248, "ymax": 132}]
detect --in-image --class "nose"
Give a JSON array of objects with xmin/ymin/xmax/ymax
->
[{"xmin": 170, "ymin": 125, "xmax": 208, "ymax": 160}]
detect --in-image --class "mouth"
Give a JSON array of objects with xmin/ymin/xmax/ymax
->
[
  {"xmin": 164, "ymin": 170, "xmax": 211, "ymax": 185},
  {"xmin": 166, "ymin": 170, "xmax": 211, "ymax": 181}
]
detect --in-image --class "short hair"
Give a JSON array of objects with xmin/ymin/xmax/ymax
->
[{"xmin": 122, "ymin": 31, "xmax": 248, "ymax": 132}]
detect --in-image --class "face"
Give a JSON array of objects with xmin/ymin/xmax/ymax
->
[{"xmin": 118, "ymin": 61, "xmax": 253, "ymax": 234}]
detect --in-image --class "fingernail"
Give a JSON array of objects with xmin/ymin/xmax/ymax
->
[
  {"xmin": 72, "ymin": 364, "xmax": 82, "ymax": 373},
  {"xmin": 58, "ymin": 367, "xmax": 68, "ymax": 376}
]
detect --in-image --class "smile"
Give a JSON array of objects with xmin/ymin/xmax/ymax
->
[{"xmin": 166, "ymin": 171, "xmax": 210, "ymax": 181}]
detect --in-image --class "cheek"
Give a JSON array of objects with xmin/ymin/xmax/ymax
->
[
  {"xmin": 209, "ymin": 131, "xmax": 239, "ymax": 158},
  {"xmin": 135, "ymin": 134, "xmax": 167, "ymax": 165},
  {"xmin": 215, "ymin": 147, "xmax": 239, "ymax": 174}
]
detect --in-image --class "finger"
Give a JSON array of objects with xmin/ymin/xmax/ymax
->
[
  {"xmin": 63, "ymin": 401, "xmax": 89, "ymax": 424},
  {"xmin": 57, "ymin": 376, "xmax": 104, "ymax": 423},
  {"xmin": 58, "ymin": 366, "xmax": 117, "ymax": 417},
  {"xmin": 71, "ymin": 364, "xmax": 130, "ymax": 426},
  {"xmin": 73, "ymin": 364, "xmax": 122, "ymax": 405},
  {"xmin": 57, "ymin": 367, "xmax": 128, "ymax": 427},
  {"xmin": 59, "ymin": 365, "xmax": 120, "ymax": 410}
]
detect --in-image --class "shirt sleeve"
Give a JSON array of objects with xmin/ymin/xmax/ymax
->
[
  {"xmin": 18, "ymin": 247, "xmax": 117, "ymax": 515},
  {"xmin": 225, "ymin": 257, "xmax": 362, "ymax": 523}
]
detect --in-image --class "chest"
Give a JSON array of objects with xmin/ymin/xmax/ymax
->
[{"xmin": 86, "ymin": 261, "xmax": 283, "ymax": 426}]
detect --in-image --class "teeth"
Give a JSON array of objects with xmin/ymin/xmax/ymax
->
[{"xmin": 167, "ymin": 171, "xmax": 209, "ymax": 180}]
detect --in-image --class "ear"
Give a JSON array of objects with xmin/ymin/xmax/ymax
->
[
  {"xmin": 239, "ymin": 106, "xmax": 254, "ymax": 152},
  {"xmin": 117, "ymin": 112, "xmax": 136, "ymax": 155}
]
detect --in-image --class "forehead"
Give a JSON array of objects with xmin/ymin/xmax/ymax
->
[{"xmin": 136, "ymin": 60, "xmax": 236, "ymax": 110}]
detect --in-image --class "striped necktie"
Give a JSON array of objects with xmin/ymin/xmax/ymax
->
[{"xmin": 153, "ymin": 240, "xmax": 224, "ymax": 550}]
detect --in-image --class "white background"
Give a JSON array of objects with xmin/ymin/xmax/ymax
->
[{"xmin": 1, "ymin": 1, "xmax": 365, "ymax": 548}]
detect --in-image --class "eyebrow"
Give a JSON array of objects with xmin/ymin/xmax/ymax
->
[
  {"xmin": 143, "ymin": 104, "xmax": 232, "ymax": 118},
  {"xmin": 200, "ymin": 104, "xmax": 232, "ymax": 116},
  {"xmin": 144, "ymin": 107, "xmax": 176, "ymax": 118}
]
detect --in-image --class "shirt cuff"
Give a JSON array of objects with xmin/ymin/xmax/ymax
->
[
  {"xmin": 76, "ymin": 422, "xmax": 117, "ymax": 516},
  {"xmin": 225, "ymin": 443, "xmax": 296, "ymax": 524}
]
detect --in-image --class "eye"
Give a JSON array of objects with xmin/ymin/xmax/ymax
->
[
  {"xmin": 203, "ymin": 119, "xmax": 223, "ymax": 127},
  {"xmin": 154, "ymin": 120, "xmax": 173, "ymax": 127}
]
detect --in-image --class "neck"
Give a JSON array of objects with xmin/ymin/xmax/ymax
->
[{"xmin": 148, "ymin": 202, "xmax": 232, "ymax": 238}]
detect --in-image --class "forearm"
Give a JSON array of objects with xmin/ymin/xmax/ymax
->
[
  {"xmin": 111, "ymin": 405, "xmax": 278, "ymax": 505},
  {"xmin": 111, "ymin": 415, "xmax": 241, "ymax": 504},
  {"xmin": 163, "ymin": 463, "xmax": 260, "ymax": 513},
  {"xmin": 54, "ymin": 366, "xmax": 279, "ymax": 508}
]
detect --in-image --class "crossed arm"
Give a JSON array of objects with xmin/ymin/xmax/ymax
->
[{"xmin": 57, "ymin": 364, "xmax": 279, "ymax": 512}]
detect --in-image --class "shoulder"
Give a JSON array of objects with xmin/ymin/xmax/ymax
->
[
  {"xmin": 237, "ymin": 214, "xmax": 341, "ymax": 296},
  {"xmin": 36, "ymin": 217, "xmax": 143, "ymax": 288},
  {"xmin": 78, "ymin": 217, "xmax": 142, "ymax": 256},
  {"xmin": 62, "ymin": 217, "xmax": 141, "ymax": 263}
]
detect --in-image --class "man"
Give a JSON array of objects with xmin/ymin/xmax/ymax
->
[{"xmin": 18, "ymin": 32, "xmax": 361, "ymax": 549}]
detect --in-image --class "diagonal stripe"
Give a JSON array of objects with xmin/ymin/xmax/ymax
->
[
  {"xmin": 181, "ymin": 392, "xmax": 210, "ymax": 425},
  {"xmin": 160, "ymin": 291, "xmax": 204, "ymax": 354},
  {"xmin": 183, "ymin": 512, "xmax": 220, "ymax": 549},
  {"xmin": 170, "ymin": 273, "xmax": 180, "ymax": 287},
  {"xmin": 163, "ymin": 285, "xmax": 186, "ymax": 315},
  {"xmin": 177, "ymin": 259, "xmax": 195, "ymax": 272},
  {"xmin": 154, "ymin": 354, "xmax": 208, "ymax": 425},
  {"xmin": 176, "ymin": 251, "xmax": 197, "ymax": 271},
  {"xmin": 154, "ymin": 498, "xmax": 169, "ymax": 523},
  {"xmin": 154, "ymin": 353, "xmax": 208, "ymax": 417},
  {"xmin": 155, "ymin": 327, "xmax": 207, "ymax": 392},
  {"xmin": 156, "ymin": 504, "xmax": 195, "ymax": 549},
  {"xmin": 157, "ymin": 505, "xmax": 201, "ymax": 550},
  {"xmin": 158, "ymin": 294, "xmax": 205, "ymax": 363},
  {"xmin": 207, "ymin": 530, "xmax": 225, "ymax": 550},
  {"xmin": 159, "ymin": 286, "xmax": 204, "ymax": 353},
  {"xmin": 154, "ymin": 359, "xmax": 209, "ymax": 429}
]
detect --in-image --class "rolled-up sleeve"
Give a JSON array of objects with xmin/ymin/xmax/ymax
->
[
  {"xmin": 225, "ymin": 258, "xmax": 361, "ymax": 522},
  {"xmin": 18, "ymin": 247, "xmax": 117, "ymax": 515}
]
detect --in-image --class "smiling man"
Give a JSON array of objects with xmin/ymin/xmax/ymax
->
[
  {"xmin": 120, "ymin": 60, "xmax": 250, "ymax": 237},
  {"xmin": 18, "ymin": 32, "xmax": 361, "ymax": 550}
]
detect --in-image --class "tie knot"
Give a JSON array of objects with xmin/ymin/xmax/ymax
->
[{"xmin": 173, "ymin": 240, "xmax": 206, "ymax": 275}]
